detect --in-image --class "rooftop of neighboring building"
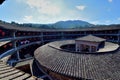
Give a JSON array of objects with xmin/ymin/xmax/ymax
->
[{"xmin": 75, "ymin": 35, "xmax": 106, "ymax": 42}]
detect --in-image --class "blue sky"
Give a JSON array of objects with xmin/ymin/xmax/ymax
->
[{"xmin": 0, "ymin": 0, "xmax": 120, "ymax": 25}]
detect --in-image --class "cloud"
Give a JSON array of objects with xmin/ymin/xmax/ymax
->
[
  {"xmin": 16, "ymin": 0, "xmax": 88, "ymax": 24},
  {"xmin": 22, "ymin": 15, "xmax": 34, "ymax": 22},
  {"xmin": 118, "ymin": 18, "xmax": 120, "ymax": 21},
  {"xmin": 90, "ymin": 20, "xmax": 113, "ymax": 25},
  {"xmin": 76, "ymin": 5, "xmax": 86, "ymax": 11},
  {"xmin": 90, "ymin": 20, "xmax": 101, "ymax": 25},
  {"xmin": 22, "ymin": 0, "xmax": 61, "ymax": 16},
  {"xmin": 108, "ymin": 0, "xmax": 113, "ymax": 3},
  {"xmin": 105, "ymin": 20, "xmax": 111, "ymax": 23}
]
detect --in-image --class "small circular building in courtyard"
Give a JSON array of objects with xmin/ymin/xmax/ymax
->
[
  {"xmin": 75, "ymin": 35, "xmax": 106, "ymax": 52},
  {"xmin": 34, "ymin": 35, "xmax": 120, "ymax": 80}
]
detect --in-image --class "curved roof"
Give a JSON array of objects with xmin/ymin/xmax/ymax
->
[
  {"xmin": 34, "ymin": 40, "xmax": 120, "ymax": 80},
  {"xmin": 76, "ymin": 35, "xmax": 106, "ymax": 42}
]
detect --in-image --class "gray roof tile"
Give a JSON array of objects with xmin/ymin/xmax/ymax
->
[
  {"xmin": 76, "ymin": 35, "xmax": 106, "ymax": 42},
  {"xmin": 35, "ymin": 40, "xmax": 120, "ymax": 80}
]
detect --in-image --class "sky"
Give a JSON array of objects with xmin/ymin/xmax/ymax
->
[{"xmin": 0, "ymin": 0, "xmax": 120, "ymax": 25}]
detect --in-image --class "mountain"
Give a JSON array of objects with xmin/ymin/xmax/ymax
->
[
  {"xmin": 12, "ymin": 20, "xmax": 94, "ymax": 29},
  {"xmin": 52, "ymin": 20, "xmax": 94, "ymax": 28}
]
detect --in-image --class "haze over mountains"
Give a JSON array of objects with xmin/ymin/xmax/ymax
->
[
  {"xmin": 19, "ymin": 20, "xmax": 94, "ymax": 29},
  {"xmin": 1, "ymin": 19, "xmax": 120, "ymax": 29},
  {"xmin": 53, "ymin": 20, "xmax": 93, "ymax": 28}
]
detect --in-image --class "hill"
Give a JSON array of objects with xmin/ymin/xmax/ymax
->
[
  {"xmin": 18, "ymin": 20, "xmax": 94, "ymax": 29},
  {"xmin": 52, "ymin": 20, "xmax": 94, "ymax": 28}
]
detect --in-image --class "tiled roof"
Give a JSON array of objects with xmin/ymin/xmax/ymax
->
[
  {"xmin": 34, "ymin": 40, "xmax": 120, "ymax": 80},
  {"xmin": 76, "ymin": 35, "xmax": 106, "ymax": 42}
]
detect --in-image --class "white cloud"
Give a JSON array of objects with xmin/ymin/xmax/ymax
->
[
  {"xmin": 22, "ymin": 15, "xmax": 34, "ymax": 22},
  {"xmin": 108, "ymin": 0, "xmax": 113, "ymax": 3},
  {"xmin": 90, "ymin": 20, "xmax": 113, "ymax": 25},
  {"xmin": 16, "ymin": 0, "xmax": 88, "ymax": 23},
  {"xmin": 76, "ymin": 5, "xmax": 86, "ymax": 11},
  {"xmin": 118, "ymin": 18, "xmax": 120, "ymax": 21},
  {"xmin": 90, "ymin": 21, "xmax": 101, "ymax": 25},
  {"xmin": 22, "ymin": 0, "xmax": 61, "ymax": 16},
  {"xmin": 105, "ymin": 20, "xmax": 111, "ymax": 23}
]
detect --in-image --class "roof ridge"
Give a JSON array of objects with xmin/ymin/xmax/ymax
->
[{"xmin": 75, "ymin": 35, "xmax": 106, "ymax": 42}]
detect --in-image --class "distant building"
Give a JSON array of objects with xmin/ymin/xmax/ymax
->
[{"xmin": 75, "ymin": 35, "xmax": 106, "ymax": 52}]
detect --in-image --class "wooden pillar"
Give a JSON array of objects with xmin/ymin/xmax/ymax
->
[
  {"xmin": 117, "ymin": 30, "xmax": 120, "ymax": 43},
  {"xmin": 17, "ymin": 50, "xmax": 21, "ymax": 61},
  {"xmin": 96, "ymin": 46, "xmax": 98, "ymax": 51},
  {"xmin": 41, "ymin": 32, "xmax": 44, "ymax": 44},
  {"xmin": 30, "ymin": 60, "xmax": 33, "ymax": 76},
  {"xmin": 61, "ymin": 32, "xmax": 64, "ymax": 40},
  {"xmin": 89, "ymin": 46, "xmax": 92, "ymax": 52},
  {"xmin": 13, "ymin": 31, "xmax": 16, "ymax": 38},
  {"xmin": 76, "ymin": 44, "xmax": 78, "ymax": 52},
  {"xmin": 79, "ymin": 44, "xmax": 81, "ymax": 52},
  {"xmin": 13, "ymin": 39, "xmax": 21, "ymax": 61}
]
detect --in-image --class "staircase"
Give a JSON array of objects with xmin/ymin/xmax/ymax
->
[{"xmin": 0, "ymin": 60, "xmax": 39, "ymax": 80}]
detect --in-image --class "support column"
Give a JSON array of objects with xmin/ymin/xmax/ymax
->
[
  {"xmin": 13, "ymin": 41, "xmax": 17, "ymax": 49},
  {"xmin": 117, "ymin": 30, "xmax": 120, "ymax": 44},
  {"xmin": 79, "ymin": 44, "xmax": 81, "ymax": 52},
  {"xmin": 41, "ymin": 32, "xmax": 44, "ymax": 44},
  {"xmin": 117, "ymin": 36, "xmax": 119, "ymax": 43},
  {"xmin": 13, "ymin": 31, "xmax": 16, "ymax": 39},
  {"xmin": 76, "ymin": 44, "xmax": 78, "ymax": 52},
  {"xmin": 14, "ymin": 40, "xmax": 21, "ymax": 61},
  {"xmin": 84, "ymin": 31, "xmax": 86, "ymax": 35},
  {"xmin": 17, "ymin": 50, "xmax": 21, "ymax": 61},
  {"xmin": 89, "ymin": 46, "xmax": 92, "ymax": 52},
  {"xmin": 96, "ymin": 46, "xmax": 98, "ymax": 52},
  {"xmin": 118, "ymin": 30, "xmax": 120, "ymax": 43},
  {"xmin": 30, "ymin": 60, "xmax": 33, "ymax": 76},
  {"xmin": 61, "ymin": 32, "xmax": 64, "ymax": 40}
]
